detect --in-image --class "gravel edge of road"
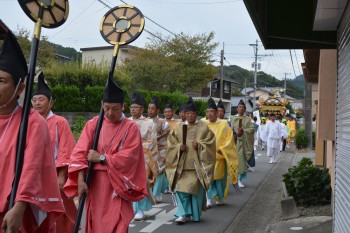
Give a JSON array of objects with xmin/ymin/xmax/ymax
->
[{"xmin": 224, "ymin": 152, "xmax": 295, "ymax": 233}]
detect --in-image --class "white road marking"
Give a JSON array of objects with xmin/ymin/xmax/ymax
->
[
  {"xmin": 130, "ymin": 207, "xmax": 163, "ymax": 225},
  {"xmin": 152, "ymin": 203, "xmax": 171, "ymax": 208},
  {"xmin": 140, "ymin": 208, "xmax": 177, "ymax": 232}
]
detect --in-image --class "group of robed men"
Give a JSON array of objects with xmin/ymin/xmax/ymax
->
[{"xmin": 0, "ymin": 26, "xmax": 257, "ymax": 233}]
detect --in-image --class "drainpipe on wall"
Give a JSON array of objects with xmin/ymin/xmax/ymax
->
[{"xmin": 304, "ymin": 81, "xmax": 313, "ymax": 149}]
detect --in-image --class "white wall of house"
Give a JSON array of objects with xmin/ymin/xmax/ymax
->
[{"xmin": 81, "ymin": 46, "xmax": 130, "ymax": 67}]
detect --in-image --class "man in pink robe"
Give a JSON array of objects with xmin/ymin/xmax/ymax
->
[
  {"xmin": 32, "ymin": 72, "xmax": 77, "ymax": 233},
  {"xmin": 0, "ymin": 24, "xmax": 64, "ymax": 233},
  {"xmin": 63, "ymin": 77, "xmax": 148, "ymax": 233}
]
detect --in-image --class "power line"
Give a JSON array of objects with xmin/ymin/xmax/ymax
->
[
  {"xmin": 289, "ymin": 49, "xmax": 297, "ymax": 78},
  {"xmin": 293, "ymin": 49, "xmax": 302, "ymax": 75},
  {"xmin": 119, "ymin": 0, "xmax": 178, "ymax": 37},
  {"xmin": 263, "ymin": 50, "xmax": 273, "ymax": 73},
  {"xmin": 48, "ymin": 0, "xmax": 97, "ymax": 39},
  {"xmin": 98, "ymin": 0, "xmax": 166, "ymax": 41}
]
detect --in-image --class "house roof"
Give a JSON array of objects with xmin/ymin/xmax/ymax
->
[
  {"xmin": 241, "ymin": 87, "xmax": 296, "ymax": 100},
  {"xmin": 242, "ymin": 0, "xmax": 338, "ymax": 49},
  {"xmin": 231, "ymin": 96, "xmax": 254, "ymax": 110},
  {"xmin": 80, "ymin": 44, "xmax": 138, "ymax": 52},
  {"xmin": 241, "ymin": 87, "xmax": 277, "ymax": 95},
  {"xmin": 213, "ymin": 73, "xmax": 239, "ymax": 84}
]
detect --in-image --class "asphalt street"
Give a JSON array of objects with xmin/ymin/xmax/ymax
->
[
  {"xmin": 75, "ymin": 147, "xmax": 289, "ymax": 233},
  {"xmin": 128, "ymin": 148, "xmax": 280, "ymax": 233}
]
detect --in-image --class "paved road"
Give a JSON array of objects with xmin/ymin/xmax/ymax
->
[
  {"xmin": 128, "ymin": 148, "xmax": 281, "ymax": 233},
  {"xmin": 75, "ymin": 148, "xmax": 289, "ymax": 233}
]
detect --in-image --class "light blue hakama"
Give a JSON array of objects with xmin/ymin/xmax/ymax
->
[
  {"xmin": 175, "ymin": 185, "xmax": 205, "ymax": 222},
  {"xmin": 152, "ymin": 173, "xmax": 169, "ymax": 196},
  {"xmin": 208, "ymin": 169, "xmax": 227, "ymax": 201},
  {"xmin": 133, "ymin": 196, "xmax": 152, "ymax": 213}
]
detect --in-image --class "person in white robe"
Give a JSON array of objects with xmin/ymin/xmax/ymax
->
[{"xmin": 262, "ymin": 114, "xmax": 282, "ymax": 163}]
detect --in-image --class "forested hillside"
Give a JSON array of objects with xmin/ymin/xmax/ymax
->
[{"xmin": 223, "ymin": 65, "xmax": 304, "ymax": 99}]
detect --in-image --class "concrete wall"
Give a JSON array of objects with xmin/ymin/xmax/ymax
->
[
  {"xmin": 317, "ymin": 50, "xmax": 337, "ymax": 141},
  {"xmin": 316, "ymin": 49, "xmax": 337, "ymax": 192}
]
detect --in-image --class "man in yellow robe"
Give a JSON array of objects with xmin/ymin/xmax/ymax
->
[
  {"xmin": 205, "ymin": 98, "xmax": 238, "ymax": 207},
  {"xmin": 166, "ymin": 97, "xmax": 216, "ymax": 224},
  {"xmin": 230, "ymin": 100, "xmax": 255, "ymax": 188},
  {"xmin": 287, "ymin": 115, "xmax": 296, "ymax": 141}
]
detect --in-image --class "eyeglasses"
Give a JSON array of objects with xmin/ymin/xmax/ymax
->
[
  {"xmin": 129, "ymin": 106, "xmax": 142, "ymax": 109},
  {"xmin": 31, "ymin": 97, "xmax": 47, "ymax": 103}
]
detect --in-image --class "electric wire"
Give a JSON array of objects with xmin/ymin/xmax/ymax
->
[
  {"xmin": 48, "ymin": 0, "xmax": 97, "ymax": 39},
  {"xmin": 289, "ymin": 49, "xmax": 297, "ymax": 78},
  {"xmin": 120, "ymin": 0, "xmax": 178, "ymax": 37},
  {"xmin": 293, "ymin": 49, "xmax": 302, "ymax": 75}
]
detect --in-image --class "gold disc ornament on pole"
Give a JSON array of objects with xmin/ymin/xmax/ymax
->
[
  {"xmin": 18, "ymin": 0, "xmax": 69, "ymax": 28},
  {"xmin": 100, "ymin": 5, "xmax": 144, "ymax": 45}
]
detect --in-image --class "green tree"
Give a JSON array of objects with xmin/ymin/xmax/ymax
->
[
  {"xmin": 124, "ymin": 32, "xmax": 218, "ymax": 92},
  {"xmin": 15, "ymin": 27, "xmax": 56, "ymax": 68}
]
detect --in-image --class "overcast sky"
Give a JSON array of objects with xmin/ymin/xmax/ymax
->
[{"xmin": 1, "ymin": 0, "xmax": 305, "ymax": 81}]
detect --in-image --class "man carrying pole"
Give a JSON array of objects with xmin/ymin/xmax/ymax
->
[
  {"xmin": 63, "ymin": 77, "xmax": 148, "ymax": 233},
  {"xmin": 230, "ymin": 100, "xmax": 255, "ymax": 188},
  {"xmin": 0, "ymin": 25, "xmax": 64, "ymax": 233},
  {"xmin": 166, "ymin": 97, "xmax": 216, "ymax": 224},
  {"xmin": 129, "ymin": 92, "xmax": 158, "ymax": 221},
  {"xmin": 32, "ymin": 72, "xmax": 77, "ymax": 233}
]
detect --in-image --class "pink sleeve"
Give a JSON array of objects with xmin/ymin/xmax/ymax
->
[
  {"xmin": 56, "ymin": 117, "xmax": 76, "ymax": 168},
  {"xmin": 106, "ymin": 123, "xmax": 148, "ymax": 202},
  {"xmin": 15, "ymin": 112, "xmax": 64, "ymax": 213},
  {"xmin": 63, "ymin": 118, "xmax": 96, "ymax": 198}
]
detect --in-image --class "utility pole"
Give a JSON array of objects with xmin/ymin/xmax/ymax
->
[
  {"xmin": 284, "ymin": 73, "xmax": 290, "ymax": 97},
  {"xmin": 249, "ymin": 40, "xmax": 258, "ymax": 110},
  {"xmin": 249, "ymin": 40, "xmax": 271, "ymax": 110},
  {"xmin": 244, "ymin": 77, "xmax": 247, "ymax": 104},
  {"xmin": 220, "ymin": 42, "xmax": 224, "ymax": 99}
]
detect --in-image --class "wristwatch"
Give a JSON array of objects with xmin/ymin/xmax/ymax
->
[{"xmin": 99, "ymin": 154, "xmax": 106, "ymax": 165}]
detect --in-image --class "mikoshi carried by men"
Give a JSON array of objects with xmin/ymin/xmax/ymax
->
[
  {"xmin": 230, "ymin": 100, "xmax": 255, "ymax": 188},
  {"xmin": 148, "ymin": 96, "xmax": 170, "ymax": 202},
  {"xmin": 32, "ymin": 72, "xmax": 77, "ymax": 233},
  {"xmin": 0, "ymin": 23, "xmax": 64, "ymax": 232},
  {"xmin": 166, "ymin": 97, "xmax": 216, "ymax": 224},
  {"xmin": 63, "ymin": 77, "xmax": 148, "ymax": 233},
  {"xmin": 129, "ymin": 92, "xmax": 159, "ymax": 221},
  {"xmin": 205, "ymin": 98, "xmax": 238, "ymax": 207},
  {"xmin": 261, "ymin": 113, "xmax": 282, "ymax": 164}
]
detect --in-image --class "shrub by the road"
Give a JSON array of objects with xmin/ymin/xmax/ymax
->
[
  {"xmin": 294, "ymin": 129, "xmax": 309, "ymax": 149},
  {"xmin": 283, "ymin": 157, "xmax": 331, "ymax": 206}
]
